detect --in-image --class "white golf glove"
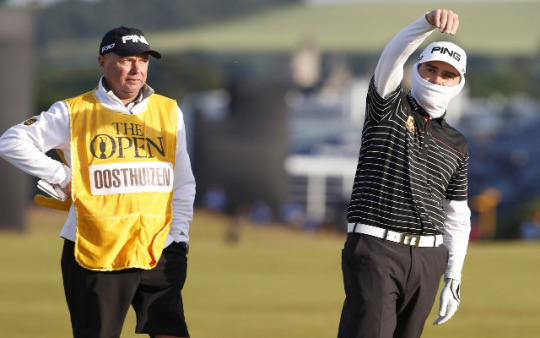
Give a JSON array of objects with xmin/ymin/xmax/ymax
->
[{"xmin": 433, "ymin": 278, "xmax": 460, "ymax": 325}]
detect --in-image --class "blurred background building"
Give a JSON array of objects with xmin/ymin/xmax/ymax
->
[
  {"xmin": 0, "ymin": 4, "xmax": 34, "ymax": 231},
  {"xmin": 1, "ymin": 0, "xmax": 540, "ymax": 239}
]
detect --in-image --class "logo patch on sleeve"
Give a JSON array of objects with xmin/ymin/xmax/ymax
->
[{"xmin": 23, "ymin": 117, "xmax": 38, "ymax": 126}]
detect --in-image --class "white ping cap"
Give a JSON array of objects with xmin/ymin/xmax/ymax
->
[{"xmin": 417, "ymin": 41, "xmax": 466, "ymax": 81}]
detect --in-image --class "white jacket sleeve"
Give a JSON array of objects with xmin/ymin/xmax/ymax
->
[
  {"xmin": 166, "ymin": 106, "xmax": 196, "ymax": 245},
  {"xmin": 442, "ymin": 199, "xmax": 471, "ymax": 282},
  {"xmin": 0, "ymin": 101, "xmax": 71, "ymax": 187},
  {"xmin": 374, "ymin": 14, "xmax": 436, "ymax": 98}
]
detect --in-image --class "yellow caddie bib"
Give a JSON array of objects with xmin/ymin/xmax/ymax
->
[{"xmin": 67, "ymin": 90, "xmax": 178, "ymax": 271}]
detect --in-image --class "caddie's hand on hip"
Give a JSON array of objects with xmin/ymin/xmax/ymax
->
[
  {"xmin": 433, "ymin": 278, "xmax": 461, "ymax": 325},
  {"xmin": 425, "ymin": 9, "xmax": 459, "ymax": 35}
]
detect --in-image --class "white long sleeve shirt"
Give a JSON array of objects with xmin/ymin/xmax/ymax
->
[
  {"xmin": 0, "ymin": 78, "xmax": 196, "ymax": 247},
  {"xmin": 373, "ymin": 14, "xmax": 471, "ymax": 282}
]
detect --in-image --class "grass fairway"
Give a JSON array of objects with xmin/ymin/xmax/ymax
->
[{"xmin": 0, "ymin": 207, "xmax": 539, "ymax": 337}]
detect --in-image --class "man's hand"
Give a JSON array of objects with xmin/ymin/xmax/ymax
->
[
  {"xmin": 425, "ymin": 9, "xmax": 459, "ymax": 35},
  {"xmin": 62, "ymin": 180, "xmax": 72, "ymax": 197},
  {"xmin": 433, "ymin": 278, "xmax": 461, "ymax": 325}
]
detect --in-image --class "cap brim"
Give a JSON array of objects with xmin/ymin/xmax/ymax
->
[
  {"xmin": 418, "ymin": 57, "xmax": 460, "ymax": 75},
  {"xmin": 148, "ymin": 50, "xmax": 162, "ymax": 59},
  {"xmin": 113, "ymin": 48, "xmax": 162, "ymax": 59}
]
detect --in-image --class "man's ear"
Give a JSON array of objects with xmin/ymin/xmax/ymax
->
[{"xmin": 97, "ymin": 55, "xmax": 106, "ymax": 71}]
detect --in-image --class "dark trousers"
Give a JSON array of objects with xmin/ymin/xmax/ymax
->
[
  {"xmin": 338, "ymin": 233, "xmax": 449, "ymax": 338},
  {"xmin": 61, "ymin": 239, "xmax": 189, "ymax": 338}
]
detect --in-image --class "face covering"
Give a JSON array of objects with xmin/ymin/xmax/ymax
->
[{"xmin": 410, "ymin": 62, "xmax": 465, "ymax": 119}]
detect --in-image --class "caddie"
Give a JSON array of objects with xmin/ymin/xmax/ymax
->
[
  {"xmin": 0, "ymin": 26, "xmax": 196, "ymax": 338},
  {"xmin": 338, "ymin": 9, "xmax": 471, "ymax": 338}
]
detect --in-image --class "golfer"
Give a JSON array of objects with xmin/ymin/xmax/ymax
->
[{"xmin": 338, "ymin": 9, "xmax": 471, "ymax": 338}]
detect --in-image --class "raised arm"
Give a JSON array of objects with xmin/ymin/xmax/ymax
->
[{"xmin": 374, "ymin": 9, "xmax": 460, "ymax": 98}]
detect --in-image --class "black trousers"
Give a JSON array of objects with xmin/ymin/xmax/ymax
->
[
  {"xmin": 61, "ymin": 239, "xmax": 189, "ymax": 338},
  {"xmin": 338, "ymin": 233, "xmax": 449, "ymax": 338}
]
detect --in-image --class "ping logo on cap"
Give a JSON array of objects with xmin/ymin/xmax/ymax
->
[
  {"xmin": 121, "ymin": 35, "xmax": 149, "ymax": 45},
  {"xmin": 430, "ymin": 46, "xmax": 461, "ymax": 62},
  {"xmin": 101, "ymin": 43, "xmax": 115, "ymax": 54}
]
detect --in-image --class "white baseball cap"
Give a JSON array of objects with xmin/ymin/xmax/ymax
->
[{"xmin": 417, "ymin": 41, "xmax": 466, "ymax": 81}]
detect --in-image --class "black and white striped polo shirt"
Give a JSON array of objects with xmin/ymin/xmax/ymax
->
[{"xmin": 347, "ymin": 78, "xmax": 469, "ymax": 235}]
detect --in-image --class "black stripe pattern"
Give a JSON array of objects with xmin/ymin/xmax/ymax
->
[{"xmin": 347, "ymin": 78, "xmax": 469, "ymax": 235}]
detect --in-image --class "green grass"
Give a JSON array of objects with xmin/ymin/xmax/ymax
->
[
  {"xmin": 1, "ymin": 208, "xmax": 539, "ymax": 337},
  {"xmin": 42, "ymin": 1, "xmax": 540, "ymax": 63}
]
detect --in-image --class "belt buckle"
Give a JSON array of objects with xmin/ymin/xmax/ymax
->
[{"xmin": 400, "ymin": 234, "xmax": 421, "ymax": 247}]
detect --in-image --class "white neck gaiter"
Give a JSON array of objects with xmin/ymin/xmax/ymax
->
[{"xmin": 410, "ymin": 62, "xmax": 465, "ymax": 119}]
